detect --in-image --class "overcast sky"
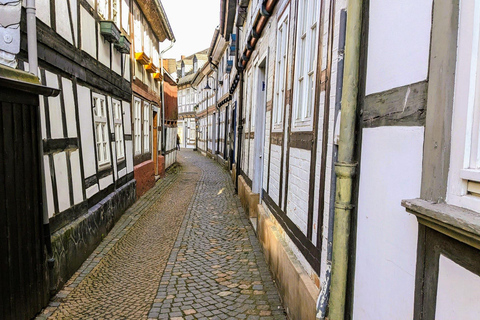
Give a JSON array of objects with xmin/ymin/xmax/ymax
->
[{"xmin": 161, "ymin": 0, "xmax": 221, "ymax": 60}]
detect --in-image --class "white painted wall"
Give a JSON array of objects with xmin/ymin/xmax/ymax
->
[
  {"xmin": 81, "ymin": 7, "xmax": 96, "ymax": 58},
  {"xmin": 77, "ymin": 85, "xmax": 96, "ymax": 179},
  {"xmin": 45, "ymin": 71, "xmax": 64, "ymax": 139},
  {"xmin": 54, "ymin": 152, "xmax": 71, "ymax": 213},
  {"xmin": 353, "ymin": 126, "xmax": 424, "ymax": 320},
  {"xmin": 366, "ymin": 0, "xmax": 432, "ymax": 95},
  {"xmin": 436, "ymin": 255, "xmax": 480, "ymax": 320},
  {"xmin": 98, "ymin": 28, "xmax": 111, "ymax": 67},
  {"xmin": 36, "ymin": 0, "xmax": 50, "ymax": 26},
  {"xmin": 43, "ymin": 155, "xmax": 55, "ymax": 218},
  {"xmin": 286, "ymin": 147, "xmax": 311, "ymax": 235},
  {"xmin": 55, "ymin": 0, "xmax": 76, "ymax": 45},
  {"xmin": 61, "ymin": 78, "xmax": 78, "ymax": 138},
  {"xmin": 70, "ymin": 150, "xmax": 84, "ymax": 205}
]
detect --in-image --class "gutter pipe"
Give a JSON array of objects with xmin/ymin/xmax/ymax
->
[
  {"xmin": 160, "ymin": 40, "xmax": 175, "ymax": 155},
  {"xmin": 317, "ymin": 8, "xmax": 347, "ymax": 320},
  {"xmin": 328, "ymin": 0, "xmax": 363, "ymax": 319}
]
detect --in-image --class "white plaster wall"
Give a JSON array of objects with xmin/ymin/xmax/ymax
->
[
  {"xmin": 86, "ymin": 184, "xmax": 99, "ymax": 199},
  {"xmin": 55, "ymin": 0, "xmax": 76, "ymax": 45},
  {"xmin": 366, "ymin": 0, "xmax": 432, "ymax": 95},
  {"xmin": 45, "ymin": 71, "xmax": 64, "ymax": 139},
  {"xmin": 36, "ymin": 0, "xmax": 50, "ymax": 27},
  {"xmin": 124, "ymin": 57, "xmax": 130, "ymax": 81},
  {"xmin": 98, "ymin": 28, "xmax": 111, "ymax": 67},
  {"xmin": 126, "ymin": 141, "xmax": 134, "ymax": 173},
  {"xmin": 99, "ymin": 175, "xmax": 113, "ymax": 190},
  {"xmin": 77, "ymin": 85, "xmax": 96, "ymax": 178},
  {"xmin": 248, "ymin": 140, "xmax": 254, "ymax": 180},
  {"xmin": 43, "ymin": 155, "xmax": 55, "ymax": 218},
  {"xmin": 39, "ymin": 92, "xmax": 47, "ymax": 139},
  {"xmin": 263, "ymin": 110, "xmax": 271, "ymax": 190},
  {"xmin": 118, "ymin": 167, "xmax": 127, "ymax": 178},
  {"xmin": 112, "ymin": 50, "xmax": 122, "ymax": 75},
  {"xmin": 286, "ymin": 147, "xmax": 310, "ymax": 235},
  {"xmin": 436, "ymin": 255, "xmax": 480, "ymax": 320},
  {"xmin": 81, "ymin": 7, "xmax": 96, "ymax": 58},
  {"xmin": 70, "ymin": 150, "xmax": 84, "ymax": 205},
  {"xmin": 269, "ymin": 144, "xmax": 281, "ymax": 204},
  {"xmin": 353, "ymin": 126, "xmax": 424, "ymax": 320},
  {"xmin": 54, "ymin": 152, "xmax": 71, "ymax": 213},
  {"xmin": 61, "ymin": 78, "xmax": 78, "ymax": 138}
]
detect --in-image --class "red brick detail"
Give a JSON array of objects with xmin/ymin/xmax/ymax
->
[
  {"xmin": 134, "ymin": 160, "xmax": 155, "ymax": 199},
  {"xmin": 157, "ymin": 155, "xmax": 165, "ymax": 178}
]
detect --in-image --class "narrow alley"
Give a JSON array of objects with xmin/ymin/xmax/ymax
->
[{"xmin": 37, "ymin": 150, "xmax": 286, "ymax": 320}]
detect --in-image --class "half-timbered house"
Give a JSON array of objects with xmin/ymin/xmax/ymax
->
[{"xmin": 131, "ymin": 0, "xmax": 175, "ymax": 197}]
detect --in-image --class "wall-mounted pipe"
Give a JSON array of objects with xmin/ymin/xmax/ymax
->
[
  {"xmin": 25, "ymin": 0, "xmax": 38, "ymax": 76},
  {"xmin": 328, "ymin": 0, "xmax": 363, "ymax": 319}
]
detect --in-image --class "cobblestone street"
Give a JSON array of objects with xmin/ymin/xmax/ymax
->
[{"xmin": 37, "ymin": 150, "xmax": 286, "ymax": 320}]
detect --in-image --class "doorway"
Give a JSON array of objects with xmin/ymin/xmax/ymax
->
[{"xmin": 252, "ymin": 58, "xmax": 267, "ymax": 195}]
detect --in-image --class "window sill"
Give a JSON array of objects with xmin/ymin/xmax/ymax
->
[{"xmin": 402, "ymin": 198, "xmax": 480, "ymax": 250}]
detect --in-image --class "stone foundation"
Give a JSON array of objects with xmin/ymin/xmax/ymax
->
[
  {"xmin": 134, "ymin": 160, "xmax": 155, "ymax": 199},
  {"xmin": 237, "ymin": 175, "xmax": 259, "ymax": 218},
  {"xmin": 256, "ymin": 204, "xmax": 319, "ymax": 320},
  {"xmin": 51, "ymin": 180, "xmax": 136, "ymax": 292}
]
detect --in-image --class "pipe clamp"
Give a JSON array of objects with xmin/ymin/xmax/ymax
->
[{"xmin": 334, "ymin": 162, "xmax": 357, "ymax": 178}]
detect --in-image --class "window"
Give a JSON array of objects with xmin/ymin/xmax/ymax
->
[
  {"xmin": 273, "ymin": 10, "xmax": 289, "ymax": 128},
  {"xmin": 134, "ymin": 98, "xmax": 142, "ymax": 154},
  {"xmin": 97, "ymin": 0, "xmax": 108, "ymax": 19},
  {"xmin": 293, "ymin": 0, "xmax": 319, "ymax": 125},
  {"xmin": 143, "ymin": 103, "xmax": 150, "ymax": 152},
  {"xmin": 93, "ymin": 94, "xmax": 110, "ymax": 167},
  {"xmin": 448, "ymin": 0, "xmax": 480, "ymax": 211},
  {"xmin": 111, "ymin": 0, "xmax": 119, "ymax": 26},
  {"xmin": 113, "ymin": 100, "xmax": 124, "ymax": 160}
]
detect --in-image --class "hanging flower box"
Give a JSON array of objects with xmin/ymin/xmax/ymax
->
[
  {"xmin": 135, "ymin": 52, "xmax": 150, "ymax": 65},
  {"xmin": 114, "ymin": 35, "xmax": 131, "ymax": 54},
  {"xmin": 153, "ymin": 73, "xmax": 162, "ymax": 80},
  {"xmin": 145, "ymin": 62, "xmax": 158, "ymax": 73},
  {"xmin": 99, "ymin": 21, "xmax": 121, "ymax": 44}
]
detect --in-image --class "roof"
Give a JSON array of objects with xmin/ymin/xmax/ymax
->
[{"xmin": 135, "ymin": 0, "xmax": 175, "ymax": 42}]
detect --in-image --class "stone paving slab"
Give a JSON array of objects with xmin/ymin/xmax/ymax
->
[
  {"xmin": 148, "ymin": 152, "xmax": 287, "ymax": 320},
  {"xmin": 36, "ymin": 150, "xmax": 287, "ymax": 319},
  {"xmin": 36, "ymin": 153, "xmax": 202, "ymax": 319}
]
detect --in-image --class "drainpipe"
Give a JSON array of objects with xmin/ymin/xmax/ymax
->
[
  {"xmin": 235, "ymin": 25, "xmax": 244, "ymax": 192},
  {"xmin": 26, "ymin": 0, "xmax": 38, "ymax": 76},
  {"xmin": 160, "ymin": 40, "xmax": 175, "ymax": 155},
  {"xmin": 328, "ymin": 0, "xmax": 363, "ymax": 319},
  {"xmin": 317, "ymin": 8, "xmax": 347, "ymax": 320}
]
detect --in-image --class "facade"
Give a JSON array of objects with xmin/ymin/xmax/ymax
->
[
  {"xmin": 131, "ymin": 0, "xmax": 175, "ymax": 198},
  {"xmin": 0, "ymin": 0, "xmax": 176, "ymax": 317},
  {"xmin": 176, "ymin": 50, "xmax": 208, "ymax": 149},
  {"xmin": 196, "ymin": 0, "xmax": 480, "ymax": 319}
]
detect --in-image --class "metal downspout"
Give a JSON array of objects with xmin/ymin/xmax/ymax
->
[
  {"xmin": 160, "ymin": 40, "xmax": 175, "ymax": 155},
  {"xmin": 317, "ymin": 8, "xmax": 347, "ymax": 320},
  {"xmin": 328, "ymin": 0, "xmax": 363, "ymax": 319}
]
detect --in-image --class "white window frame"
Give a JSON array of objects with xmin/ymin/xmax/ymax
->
[
  {"xmin": 292, "ymin": 0, "xmax": 320, "ymax": 130},
  {"xmin": 93, "ymin": 93, "xmax": 111, "ymax": 168},
  {"xmin": 273, "ymin": 8, "xmax": 290, "ymax": 130},
  {"xmin": 111, "ymin": 0, "xmax": 120, "ymax": 27},
  {"xmin": 97, "ymin": 0, "xmax": 108, "ymax": 20},
  {"xmin": 112, "ymin": 99, "xmax": 125, "ymax": 161},
  {"xmin": 134, "ymin": 98, "xmax": 142, "ymax": 155},
  {"xmin": 448, "ymin": 0, "xmax": 480, "ymax": 211},
  {"xmin": 143, "ymin": 103, "xmax": 150, "ymax": 152}
]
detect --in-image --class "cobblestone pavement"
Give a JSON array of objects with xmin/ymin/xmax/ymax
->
[{"xmin": 37, "ymin": 150, "xmax": 286, "ymax": 319}]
